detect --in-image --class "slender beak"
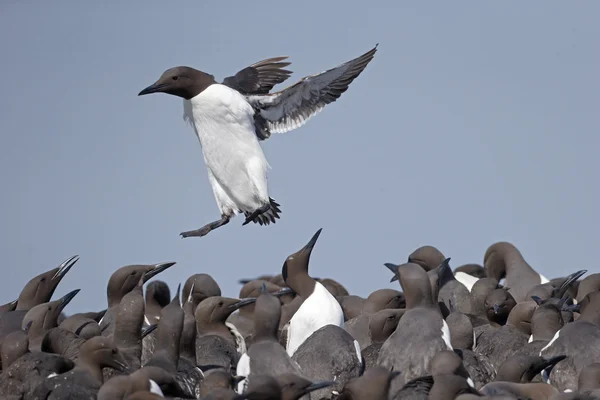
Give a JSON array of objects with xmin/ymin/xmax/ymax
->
[
  {"xmin": 301, "ymin": 381, "xmax": 336, "ymax": 395},
  {"xmin": 391, "ymin": 371, "xmax": 402, "ymax": 379},
  {"xmin": 545, "ymin": 355, "xmax": 567, "ymax": 368},
  {"xmin": 143, "ymin": 262, "xmax": 176, "ymax": 282},
  {"xmin": 437, "ymin": 258, "xmax": 452, "ymax": 278},
  {"xmin": 52, "ymin": 255, "xmax": 80, "ymax": 280},
  {"xmin": 141, "ymin": 324, "xmax": 158, "ymax": 338},
  {"xmin": 384, "ymin": 263, "xmax": 400, "ymax": 282},
  {"xmin": 233, "ymin": 375, "xmax": 246, "ymax": 385},
  {"xmin": 299, "ymin": 228, "xmax": 323, "ymax": 254},
  {"xmin": 229, "ymin": 298, "xmax": 257, "ymax": 310},
  {"xmin": 186, "ymin": 282, "xmax": 195, "ymax": 304},
  {"xmin": 58, "ymin": 289, "xmax": 81, "ymax": 312},
  {"xmin": 272, "ymin": 287, "xmax": 294, "ymax": 297},
  {"xmin": 138, "ymin": 82, "xmax": 168, "ymax": 96},
  {"xmin": 95, "ymin": 309, "xmax": 107, "ymax": 322},
  {"xmin": 564, "ymin": 303, "xmax": 581, "ymax": 313},
  {"xmin": 561, "ymin": 269, "xmax": 587, "ymax": 290},
  {"xmin": 111, "ymin": 352, "xmax": 131, "ymax": 374},
  {"xmin": 493, "ymin": 304, "xmax": 501, "ymax": 314}
]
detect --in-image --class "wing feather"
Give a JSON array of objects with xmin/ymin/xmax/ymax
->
[
  {"xmin": 248, "ymin": 45, "xmax": 378, "ymax": 138},
  {"xmin": 222, "ymin": 56, "xmax": 293, "ymax": 95}
]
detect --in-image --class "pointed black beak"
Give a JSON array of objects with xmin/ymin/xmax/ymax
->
[
  {"xmin": 561, "ymin": 269, "xmax": 587, "ymax": 291},
  {"xmin": 384, "ymin": 263, "xmax": 400, "ymax": 282},
  {"xmin": 272, "ymin": 287, "xmax": 294, "ymax": 297},
  {"xmin": 138, "ymin": 82, "xmax": 169, "ymax": 96},
  {"xmin": 230, "ymin": 298, "xmax": 257, "ymax": 310},
  {"xmin": 564, "ymin": 303, "xmax": 581, "ymax": 313},
  {"xmin": 141, "ymin": 324, "xmax": 158, "ymax": 338},
  {"xmin": 95, "ymin": 309, "xmax": 107, "ymax": 322},
  {"xmin": 301, "ymin": 381, "xmax": 335, "ymax": 395},
  {"xmin": 437, "ymin": 258, "xmax": 452, "ymax": 278},
  {"xmin": 52, "ymin": 255, "xmax": 79, "ymax": 280},
  {"xmin": 391, "ymin": 371, "xmax": 402, "ymax": 379},
  {"xmin": 233, "ymin": 375, "xmax": 246, "ymax": 385},
  {"xmin": 300, "ymin": 228, "xmax": 323, "ymax": 254},
  {"xmin": 143, "ymin": 262, "xmax": 176, "ymax": 282},
  {"xmin": 58, "ymin": 289, "xmax": 81, "ymax": 312}
]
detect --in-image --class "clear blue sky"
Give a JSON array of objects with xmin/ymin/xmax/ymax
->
[{"xmin": 1, "ymin": 2, "xmax": 598, "ymax": 313}]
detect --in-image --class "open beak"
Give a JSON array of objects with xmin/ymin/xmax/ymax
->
[
  {"xmin": 138, "ymin": 82, "xmax": 169, "ymax": 96},
  {"xmin": 143, "ymin": 262, "xmax": 176, "ymax": 282},
  {"xmin": 52, "ymin": 255, "xmax": 80, "ymax": 280}
]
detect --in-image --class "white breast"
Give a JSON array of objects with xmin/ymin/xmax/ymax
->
[
  {"xmin": 183, "ymin": 84, "xmax": 270, "ymax": 212},
  {"xmin": 454, "ymin": 272, "xmax": 479, "ymax": 292},
  {"xmin": 286, "ymin": 282, "xmax": 344, "ymax": 357},
  {"xmin": 235, "ymin": 352, "xmax": 250, "ymax": 393}
]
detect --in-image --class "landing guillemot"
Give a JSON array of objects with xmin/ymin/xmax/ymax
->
[{"xmin": 138, "ymin": 45, "xmax": 377, "ymax": 238}]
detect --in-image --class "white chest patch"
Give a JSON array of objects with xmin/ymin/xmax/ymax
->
[
  {"xmin": 149, "ymin": 379, "xmax": 164, "ymax": 396},
  {"xmin": 540, "ymin": 329, "xmax": 561, "ymax": 356},
  {"xmin": 286, "ymin": 282, "xmax": 344, "ymax": 357},
  {"xmin": 454, "ymin": 272, "xmax": 479, "ymax": 292},
  {"xmin": 236, "ymin": 352, "xmax": 250, "ymax": 394},
  {"xmin": 441, "ymin": 319, "xmax": 453, "ymax": 350}
]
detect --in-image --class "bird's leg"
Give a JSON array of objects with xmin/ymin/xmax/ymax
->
[
  {"xmin": 242, "ymin": 204, "xmax": 271, "ymax": 226},
  {"xmin": 180, "ymin": 215, "xmax": 231, "ymax": 238}
]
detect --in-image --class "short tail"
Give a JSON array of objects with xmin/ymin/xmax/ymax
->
[{"xmin": 244, "ymin": 198, "xmax": 282, "ymax": 226}]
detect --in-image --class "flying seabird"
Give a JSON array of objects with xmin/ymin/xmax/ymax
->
[{"xmin": 138, "ymin": 45, "xmax": 378, "ymax": 238}]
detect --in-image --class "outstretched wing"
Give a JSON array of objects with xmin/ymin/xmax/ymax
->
[
  {"xmin": 222, "ymin": 56, "xmax": 293, "ymax": 95},
  {"xmin": 247, "ymin": 45, "xmax": 378, "ymax": 140}
]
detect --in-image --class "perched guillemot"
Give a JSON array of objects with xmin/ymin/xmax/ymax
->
[
  {"xmin": 138, "ymin": 46, "xmax": 377, "ymax": 238},
  {"xmin": 377, "ymin": 262, "xmax": 453, "ymax": 393},
  {"xmin": 21, "ymin": 289, "xmax": 81, "ymax": 351},
  {"xmin": 281, "ymin": 229, "xmax": 344, "ymax": 357},
  {"xmin": 0, "ymin": 255, "xmax": 79, "ymax": 343},
  {"xmin": 31, "ymin": 336, "xmax": 130, "ymax": 399},
  {"xmin": 99, "ymin": 262, "xmax": 176, "ymax": 335},
  {"xmin": 235, "ymin": 285, "xmax": 303, "ymax": 394},
  {"xmin": 484, "ymin": 242, "xmax": 550, "ymax": 302}
]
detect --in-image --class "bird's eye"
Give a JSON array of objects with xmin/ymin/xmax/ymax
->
[
  {"xmin": 172, "ymin": 76, "xmax": 179, "ymax": 81},
  {"xmin": 219, "ymin": 302, "xmax": 223, "ymax": 306},
  {"xmin": 112, "ymin": 348, "xmax": 117, "ymax": 354},
  {"xmin": 40, "ymin": 277, "xmax": 46, "ymax": 282}
]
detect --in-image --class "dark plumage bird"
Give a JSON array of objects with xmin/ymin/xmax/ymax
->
[
  {"xmin": 144, "ymin": 280, "xmax": 171, "ymax": 326},
  {"xmin": 99, "ymin": 262, "xmax": 176, "ymax": 336},
  {"xmin": 0, "ymin": 255, "xmax": 79, "ymax": 346},
  {"xmin": 378, "ymin": 261, "xmax": 453, "ymax": 392},
  {"xmin": 138, "ymin": 46, "xmax": 377, "ymax": 238},
  {"xmin": 29, "ymin": 336, "xmax": 130, "ymax": 399}
]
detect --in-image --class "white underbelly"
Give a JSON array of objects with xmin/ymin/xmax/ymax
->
[
  {"xmin": 286, "ymin": 283, "xmax": 344, "ymax": 356},
  {"xmin": 184, "ymin": 85, "xmax": 269, "ymax": 210}
]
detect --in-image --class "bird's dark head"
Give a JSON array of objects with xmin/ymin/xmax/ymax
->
[{"xmin": 138, "ymin": 66, "xmax": 215, "ymax": 100}]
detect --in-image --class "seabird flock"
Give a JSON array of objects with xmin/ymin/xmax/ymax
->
[{"xmin": 0, "ymin": 45, "xmax": 595, "ymax": 400}]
